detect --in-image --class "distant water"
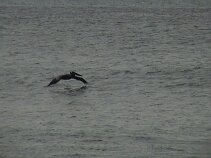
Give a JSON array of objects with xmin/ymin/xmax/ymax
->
[{"xmin": 0, "ymin": 2, "xmax": 211, "ymax": 158}]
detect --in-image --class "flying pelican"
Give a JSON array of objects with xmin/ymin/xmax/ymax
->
[{"xmin": 47, "ymin": 71, "xmax": 88, "ymax": 87}]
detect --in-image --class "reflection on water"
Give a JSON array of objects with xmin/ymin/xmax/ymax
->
[{"xmin": 64, "ymin": 86, "xmax": 87, "ymax": 95}]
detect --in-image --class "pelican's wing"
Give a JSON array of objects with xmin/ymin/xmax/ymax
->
[
  {"xmin": 47, "ymin": 77, "xmax": 61, "ymax": 87},
  {"xmin": 72, "ymin": 76, "xmax": 88, "ymax": 84}
]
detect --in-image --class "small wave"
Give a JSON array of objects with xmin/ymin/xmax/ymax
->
[
  {"xmin": 64, "ymin": 86, "xmax": 87, "ymax": 92},
  {"xmin": 146, "ymin": 70, "xmax": 162, "ymax": 75},
  {"xmin": 181, "ymin": 66, "xmax": 201, "ymax": 73},
  {"xmin": 82, "ymin": 139, "xmax": 103, "ymax": 143},
  {"xmin": 109, "ymin": 70, "xmax": 135, "ymax": 77},
  {"xmin": 15, "ymin": 78, "xmax": 26, "ymax": 85},
  {"xmin": 124, "ymin": 70, "xmax": 134, "ymax": 74},
  {"xmin": 109, "ymin": 70, "xmax": 121, "ymax": 76},
  {"xmin": 50, "ymin": 86, "xmax": 87, "ymax": 96},
  {"xmin": 133, "ymin": 136, "xmax": 156, "ymax": 142},
  {"xmin": 164, "ymin": 83, "xmax": 186, "ymax": 88},
  {"xmin": 165, "ymin": 146, "xmax": 185, "ymax": 152}
]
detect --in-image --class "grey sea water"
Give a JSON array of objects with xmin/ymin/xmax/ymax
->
[{"xmin": 0, "ymin": 1, "xmax": 211, "ymax": 158}]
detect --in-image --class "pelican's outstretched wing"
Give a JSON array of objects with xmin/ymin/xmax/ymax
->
[
  {"xmin": 72, "ymin": 76, "xmax": 88, "ymax": 84},
  {"xmin": 47, "ymin": 77, "xmax": 61, "ymax": 87}
]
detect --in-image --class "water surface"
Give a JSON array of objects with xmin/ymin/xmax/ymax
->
[{"xmin": 0, "ymin": 2, "xmax": 211, "ymax": 158}]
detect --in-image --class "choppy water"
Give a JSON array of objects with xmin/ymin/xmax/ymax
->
[{"xmin": 0, "ymin": 2, "xmax": 211, "ymax": 158}]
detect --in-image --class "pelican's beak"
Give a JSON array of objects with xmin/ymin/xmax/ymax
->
[{"xmin": 75, "ymin": 72, "xmax": 82, "ymax": 76}]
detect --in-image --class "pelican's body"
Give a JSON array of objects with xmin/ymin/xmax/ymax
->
[{"xmin": 47, "ymin": 71, "xmax": 87, "ymax": 87}]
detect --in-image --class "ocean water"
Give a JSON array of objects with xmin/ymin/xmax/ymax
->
[{"xmin": 0, "ymin": 1, "xmax": 211, "ymax": 158}]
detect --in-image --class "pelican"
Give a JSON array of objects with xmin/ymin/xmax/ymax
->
[{"xmin": 47, "ymin": 71, "xmax": 88, "ymax": 87}]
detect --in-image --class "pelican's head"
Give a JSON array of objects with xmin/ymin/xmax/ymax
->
[{"xmin": 71, "ymin": 71, "xmax": 82, "ymax": 76}]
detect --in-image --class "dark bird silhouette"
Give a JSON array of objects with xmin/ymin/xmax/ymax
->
[{"xmin": 47, "ymin": 71, "xmax": 88, "ymax": 87}]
